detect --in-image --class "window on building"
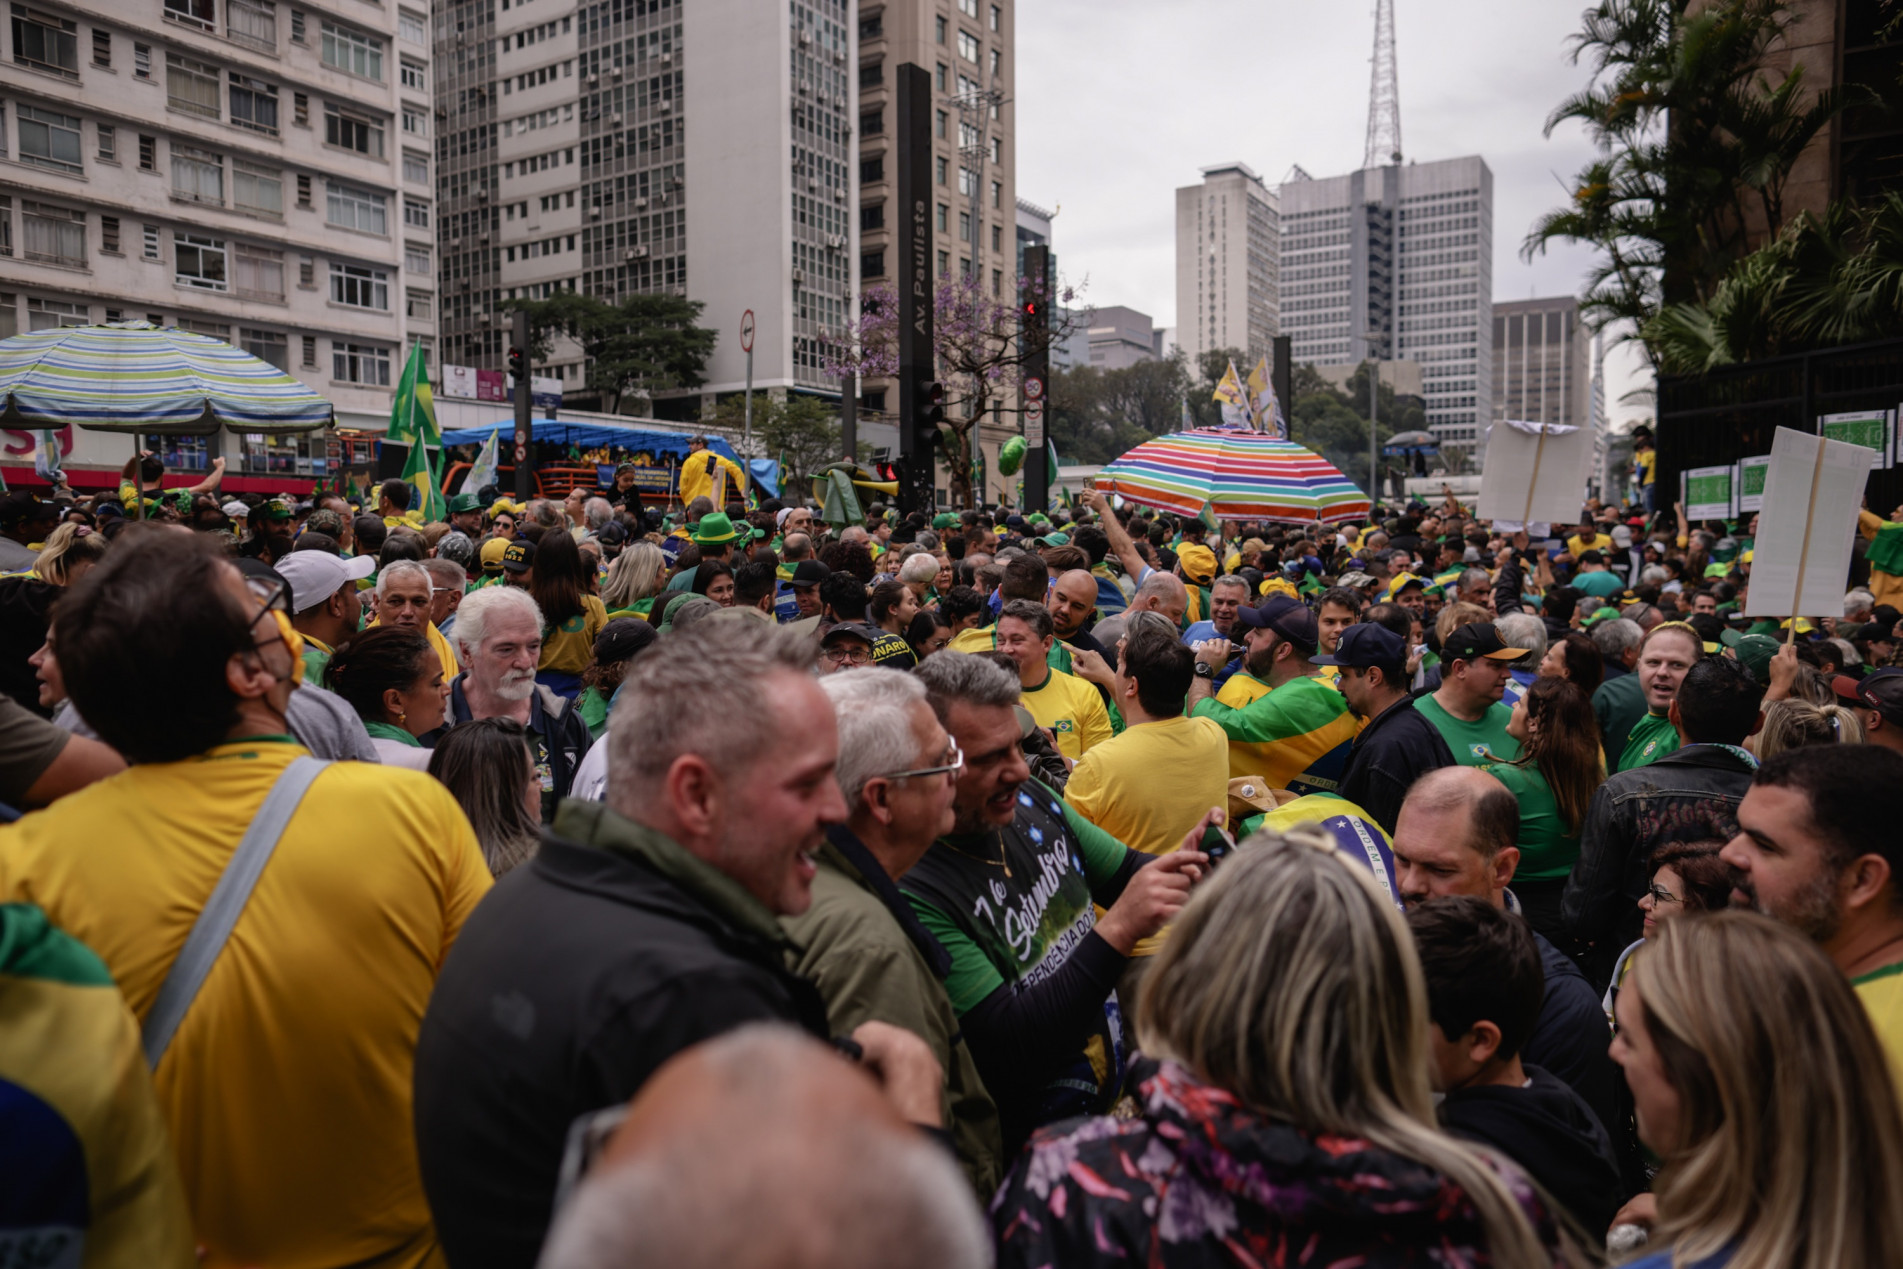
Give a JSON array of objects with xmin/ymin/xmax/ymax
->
[
  {"xmin": 858, "ymin": 109, "xmax": 881, "ymax": 136},
  {"xmin": 0, "ymin": 199, "xmax": 11, "ymax": 256},
  {"xmin": 136, "ymin": 134, "xmax": 156, "ymax": 171},
  {"xmin": 934, "ymin": 15, "xmax": 945, "ymax": 42},
  {"xmin": 166, "ymin": 52, "xmax": 221, "ymax": 117},
  {"xmin": 292, "ymin": 92, "xmax": 309, "ymax": 126},
  {"xmin": 956, "ymin": 30, "xmax": 978, "ymax": 62},
  {"xmin": 27, "ymin": 297, "xmax": 86, "ymax": 329},
  {"xmin": 243, "ymin": 327, "xmax": 288, "ymax": 369},
  {"xmin": 934, "ymin": 62, "xmax": 947, "ymax": 91},
  {"xmin": 402, "ymin": 152, "xmax": 428, "ymax": 184},
  {"xmin": 934, "ymin": 108, "xmax": 948, "ymax": 139},
  {"xmin": 171, "ymin": 145, "xmax": 224, "ymax": 205},
  {"xmin": 21, "ymin": 201, "xmax": 84, "ymax": 267},
  {"xmin": 989, "ymin": 48, "xmax": 1000, "ymax": 76},
  {"xmin": 132, "ymin": 41, "xmax": 150, "ymax": 77},
  {"xmin": 988, "ymin": 136, "xmax": 1001, "ymax": 164},
  {"xmin": 301, "ymin": 334, "xmax": 316, "ymax": 367},
  {"xmin": 403, "ymin": 198, "xmax": 428, "ymax": 228},
  {"xmin": 95, "ymin": 123, "xmax": 115, "ymax": 162},
  {"xmin": 400, "ymin": 58, "xmax": 424, "ymax": 90},
  {"xmin": 859, "ymin": 155, "xmax": 883, "ymax": 184},
  {"xmin": 959, "ymin": 255, "xmax": 971, "ymax": 276},
  {"xmin": 404, "ymin": 242, "xmax": 429, "ymax": 273},
  {"xmin": 329, "ymin": 263, "xmax": 387, "ymax": 309},
  {"xmin": 333, "ymin": 342, "xmax": 390, "ymax": 385},
  {"xmin": 406, "ymin": 289, "xmax": 430, "ymax": 319},
  {"xmin": 297, "ymin": 255, "xmax": 313, "ymax": 287},
  {"xmin": 226, "ymin": 0, "xmax": 275, "ymax": 50},
  {"xmin": 163, "ymin": 0, "xmax": 214, "ymax": 29},
  {"xmin": 401, "ymin": 106, "xmax": 427, "ymax": 136},
  {"xmin": 320, "ymin": 20, "xmax": 382, "ymax": 80},
  {"xmin": 958, "ymin": 167, "xmax": 975, "ymax": 197},
  {"xmin": 936, "ymin": 248, "xmax": 948, "ymax": 276},
  {"xmin": 233, "ymin": 160, "xmax": 282, "ymax": 216},
  {"xmin": 958, "ymin": 0, "xmax": 979, "ymax": 15},
  {"xmin": 295, "ymin": 173, "xmax": 312, "ymax": 207},
  {"xmin": 90, "ymin": 27, "xmax": 108, "ymax": 65},
  {"xmin": 324, "ymin": 104, "xmax": 385, "ymax": 156},
  {"xmin": 229, "ymin": 73, "xmax": 279, "ymax": 135},
  {"xmin": 12, "ymin": 5, "xmax": 78, "ymax": 76},
  {"xmin": 934, "ymin": 156, "xmax": 947, "ymax": 185},
  {"xmin": 234, "ymin": 243, "xmax": 283, "ymax": 300},
  {"xmin": 991, "ymin": 224, "xmax": 1001, "ymax": 252},
  {"xmin": 141, "ymin": 222, "xmax": 159, "ymax": 259},
  {"xmin": 17, "ymin": 105, "xmax": 81, "ymax": 172},
  {"xmin": 99, "ymin": 214, "xmax": 119, "ymax": 253},
  {"xmin": 858, "ymin": 60, "xmax": 881, "ymax": 89},
  {"xmin": 958, "ymin": 210, "xmax": 970, "ymax": 242},
  {"xmin": 989, "ymin": 4, "xmax": 1000, "ymax": 31},
  {"xmin": 175, "ymin": 233, "xmax": 227, "ymax": 289},
  {"xmin": 989, "ymin": 179, "xmax": 1001, "ymax": 208},
  {"xmin": 857, "ymin": 12, "xmax": 880, "ymax": 39},
  {"xmin": 861, "ymin": 248, "xmax": 884, "ymax": 278},
  {"xmin": 326, "ymin": 183, "xmax": 387, "ymax": 234},
  {"xmin": 934, "ymin": 203, "xmax": 947, "ymax": 232},
  {"xmin": 992, "ymin": 268, "xmax": 1002, "ymax": 296}
]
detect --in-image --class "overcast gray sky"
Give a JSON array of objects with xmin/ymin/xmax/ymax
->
[{"xmin": 1015, "ymin": 0, "xmax": 1655, "ymax": 426}]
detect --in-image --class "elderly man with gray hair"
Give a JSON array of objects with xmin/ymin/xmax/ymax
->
[
  {"xmin": 1492, "ymin": 611, "xmax": 1547, "ymax": 710},
  {"xmin": 1590, "ymin": 615, "xmax": 1648, "ymax": 760},
  {"xmin": 782, "ymin": 668, "xmax": 1004, "ymax": 1196},
  {"xmin": 415, "ymin": 621, "xmax": 944, "ymax": 1269}
]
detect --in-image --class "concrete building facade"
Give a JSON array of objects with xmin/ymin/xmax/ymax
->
[
  {"xmin": 1493, "ymin": 293, "xmax": 1605, "ymax": 494},
  {"xmin": 1083, "ymin": 304, "xmax": 1156, "ymax": 371},
  {"xmin": 1173, "ymin": 161, "xmax": 1278, "ymax": 370},
  {"xmin": 1278, "ymin": 155, "xmax": 1492, "ymax": 455},
  {"xmin": 0, "ymin": 0, "xmax": 431, "ymax": 446}
]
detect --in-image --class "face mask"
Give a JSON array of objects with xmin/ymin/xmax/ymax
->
[{"xmin": 270, "ymin": 608, "xmax": 307, "ymax": 683}]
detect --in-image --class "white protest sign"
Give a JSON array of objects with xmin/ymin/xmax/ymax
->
[
  {"xmin": 1817, "ymin": 409, "xmax": 1892, "ymax": 470},
  {"xmin": 1681, "ymin": 465, "xmax": 1736, "ymax": 520},
  {"xmin": 1476, "ymin": 419, "xmax": 1593, "ymax": 534},
  {"xmin": 1736, "ymin": 455, "xmax": 1771, "ymax": 513},
  {"xmin": 1745, "ymin": 426, "xmax": 1875, "ymax": 621}
]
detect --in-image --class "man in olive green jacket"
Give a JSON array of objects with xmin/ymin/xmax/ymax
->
[{"xmin": 782, "ymin": 670, "xmax": 1004, "ymax": 1196}]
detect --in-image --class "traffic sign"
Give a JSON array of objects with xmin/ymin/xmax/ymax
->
[
  {"xmin": 514, "ymin": 442, "xmax": 528, "ymax": 464},
  {"xmin": 1024, "ymin": 375, "xmax": 1044, "ymax": 402},
  {"xmin": 1025, "ymin": 402, "xmax": 1045, "ymax": 446},
  {"xmin": 740, "ymin": 309, "xmax": 755, "ymax": 354}
]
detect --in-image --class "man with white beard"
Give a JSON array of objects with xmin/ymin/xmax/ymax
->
[{"xmin": 443, "ymin": 586, "xmax": 592, "ymax": 816}]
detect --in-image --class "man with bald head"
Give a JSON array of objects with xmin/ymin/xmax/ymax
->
[
  {"xmin": 1092, "ymin": 572, "xmax": 1189, "ymax": 649},
  {"xmin": 1046, "ymin": 569, "xmax": 1111, "ymax": 661},
  {"xmin": 1391, "ymin": 767, "xmax": 1615, "ymax": 1129}
]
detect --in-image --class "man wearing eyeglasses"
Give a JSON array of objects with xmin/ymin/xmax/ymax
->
[
  {"xmin": 815, "ymin": 623, "xmax": 880, "ymax": 675},
  {"xmin": 782, "ymin": 669, "xmax": 1004, "ymax": 1198}
]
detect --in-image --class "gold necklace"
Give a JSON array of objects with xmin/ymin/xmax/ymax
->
[{"xmin": 942, "ymin": 832, "xmax": 1012, "ymax": 878}]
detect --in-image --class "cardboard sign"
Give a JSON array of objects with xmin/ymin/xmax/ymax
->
[
  {"xmin": 1682, "ymin": 465, "xmax": 1736, "ymax": 521},
  {"xmin": 1476, "ymin": 420, "xmax": 1593, "ymax": 530},
  {"xmin": 1745, "ymin": 426, "xmax": 1875, "ymax": 620},
  {"xmin": 1818, "ymin": 409, "xmax": 1892, "ymax": 469},
  {"xmin": 1735, "ymin": 455, "xmax": 1771, "ymax": 514}
]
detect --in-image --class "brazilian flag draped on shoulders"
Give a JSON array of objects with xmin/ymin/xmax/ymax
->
[{"xmin": 389, "ymin": 342, "xmax": 446, "ymax": 523}]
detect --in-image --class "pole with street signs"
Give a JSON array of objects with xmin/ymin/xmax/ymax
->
[{"xmin": 740, "ymin": 308, "xmax": 755, "ymax": 456}]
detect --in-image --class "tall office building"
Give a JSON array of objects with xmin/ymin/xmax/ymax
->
[
  {"xmin": 855, "ymin": 0, "xmax": 1016, "ymax": 416},
  {"xmin": 1494, "ymin": 294, "xmax": 1606, "ymax": 491},
  {"xmin": 1173, "ymin": 162, "xmax": 1279, "ymax": 370},
  {"xmin": 1278, "ymin": 156, "xmax": 1492, "ymax": 454},
  {"xmin": 435, "ymin": 0, "xmax": 857, "ymax": 414},
  {"xmin": 0, "ymin": 0, "xmax": 430, "ymax": 443}
]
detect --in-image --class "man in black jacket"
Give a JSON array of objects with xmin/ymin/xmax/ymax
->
[
  {"xmin": 413, "ymin": 620, "xmax": 942, "ymax": 1269},
  {"xmin": 1321, "ymin": 623, "xmax": 1456, "ymax": 835}
]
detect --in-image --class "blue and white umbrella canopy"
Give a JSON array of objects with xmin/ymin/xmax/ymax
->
[{"xmin": 0, "ymin": 322, "xmax": 332, "ymax": 434}]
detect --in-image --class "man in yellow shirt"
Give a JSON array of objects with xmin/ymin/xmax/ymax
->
[
  {"xmin": 995, "ymin": 599, "xmax": 1112, "ymax": 762},
  {"xmin": 1566, "ymin": 516, "xmax": 1613, "ymax": 560},
  {"xmin": 1721, "ymin": 745, "xmax": 1903, "ymax": 1088},
  {"xmin": 0, "ymin": 532, "xmax": 492, "ymax": 1269},
  {"xmin": 375, "ymin": 559, "xmax": 462, "ymax": 676},
  {"xmin": 1065, "ymin": 611, "xmax": 1227, "ymax": 960},
  {"xmin": 677, "ymin": 434, "xmax": 747, "ymax": 510}
]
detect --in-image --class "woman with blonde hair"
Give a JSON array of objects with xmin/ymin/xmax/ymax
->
[
  {"xmin": 1751, "ymin": 697, "xmax": 1865, "ymax": 758},
  {"xmin": 993, "ymin": 829, "xmax": 1570, "ymax": 1267},
  {"xmin": 1612, "ymin": 911, "xmax": 1903, "ymax": 1268},
  {"xmin": 600, "ymin": 540, "xmax": 666, "ymax": 619},
  {"xmin": 32, "ymin": 521, "xmax": 108, "ymax": 586}
]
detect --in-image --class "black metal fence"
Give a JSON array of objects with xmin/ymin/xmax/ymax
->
[{"xmin": 1656, "ymin": 338, "xmax": 1903, "ymax": 517}]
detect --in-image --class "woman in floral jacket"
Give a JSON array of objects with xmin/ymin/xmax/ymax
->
[{"xmin": 991, "ymin": 827, "xmax": 1576, "ymax": 1268}]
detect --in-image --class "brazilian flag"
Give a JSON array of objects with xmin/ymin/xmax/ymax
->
[{"xmin": 388, "ymin": 343, "xmax": 445, "ymax": 522}]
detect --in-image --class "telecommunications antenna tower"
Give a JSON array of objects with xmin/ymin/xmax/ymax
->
[{"xmin": 1363, "ymin": 0, "xmax": 1402, "ymax": 169}]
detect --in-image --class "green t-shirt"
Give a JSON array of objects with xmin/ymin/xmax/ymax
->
[
  {"xmin": 1618, "ymin": 710, "xmax": 1679, "ymax": 772},
  {"xmin": 1481, "ymin": 760, "xmax": 1580, "ymax": 880},
  {"xmin": 577, "ymin": 685, "xmax": 611, "ymax": 740},
  {"xmin": 1413, "ymin": 693, "xmax": 1520, "ymax": 767},
  {"xmin": 1574, "ymin": 569, "xmax": 1624, "ymax": 598}
]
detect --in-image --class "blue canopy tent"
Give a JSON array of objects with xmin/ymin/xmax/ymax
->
[{"xmin": 437, "ymin": 416, "xmax": 740, "ymax": 463}]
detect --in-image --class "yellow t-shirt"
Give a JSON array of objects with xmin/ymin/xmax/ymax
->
[
  {"xmin": 1021, "ymin": 667, "xmax": 1113, "ymax": 761},
  {"xmin": 947, "ymin": 623, "xmax": 997, "ymax": 654},
  {"xmin": 1064, "ymin": 714, "xmax": 1228, "ymax": 956},
  {"xmin": 1567, "ymin": 533, "xmax": 1613, "ymax": 558},
  {"xmin": 538, "ymin": 594, "xmax": 609, "ymax": 674},
  {"xmin": 0, "ymin": 740, "xmax": 491, "ymax": 1269},
  {"xmin": 1855, "ymin": 964, "xmax": 1903, "ymax": 1092},
  {"xmin": 370, "ymin": 619, "xmax": 461, "ymax": 678}
]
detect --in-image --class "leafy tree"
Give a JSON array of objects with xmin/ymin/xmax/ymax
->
[
  {"xmin": 706, "ymin": 392, "xmax": 858, "ymax": 492},
  {"xmin": 1047, "ymin": 354, "xmax": 1189, "ymax": 465},
  {"xmin": 507, "ymin": 292, "xmax": 718, "ymax": 414},
  {"xmin": 1288, "ymin": 362, "xmax": 1425, "ymax": 496},
  {"xmin": 1525, "ymin": 0, "xmax": 1857, "ymax": 358}
]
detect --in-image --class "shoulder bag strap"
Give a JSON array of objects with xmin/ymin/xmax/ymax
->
[{"xmin": 142, "ymin": 755, "xmax": 329, "ymax": 1070}]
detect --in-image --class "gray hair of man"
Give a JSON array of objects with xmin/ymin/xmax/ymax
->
[
  {"xmin": 376, "ymin": 559, "xmax": 432, "ymax": 598},
  {"xmin": 535, "ymin": 1025, "xmax": 989, "ymax": 1269},
  {"xmin": 584, "ymin": 497, "xmax": 614, "ymax": 531},
  {"xmin": 911, "ymin": 650, "xmax": 1020, "ymax": 725},
  {"xmin": 1591, "ymin": 616, "xmax": 1644, "ymax": 659},
  {"xmin": 1457, "ymin": 567, "xmax": 1492, "ymax": 594},
  {"xmin": 899, "ymin": 552, "xmax": 941, "ymax": 586},
  {"xmin": 820, "ymin": 669, "xmax": 931, "ymax": 812},
  {"xmin": 1492, "ymin": 612, "xmax": 1546, "ymax": 672},
  {"xmin": 421, "ymin": 557, "xmax": 466, "ymax": 589},
  {"xmin": 1134, "ymin": 571, "xmax": 1188, "ymax": 607},
  {"xmin": 1846, "ymin": 588, "xmax": 1877, "ymax": 618},
  {"xmin": 1639, "ymin": 564, "xmax": 1669, "ymax": 586},
  {"xmin": 454, "ymin": 584, "xmax": 545, "ymax": 664},
  {"xmin": 607, "ymin": 620, "xmax": 814, "ymax": 819}
]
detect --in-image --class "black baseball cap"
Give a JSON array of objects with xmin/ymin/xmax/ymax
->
[
  {"xmin": 1237, "ymin": 594, "xmax": 1318, "ymax": 651},
  {"xmin": 594, "ymin": 616, "xmax": 657, "ymax": 665},
  {"xmin": 1443, "ymin": 622, "xmax": 1530, "ymax": 663},
  {"xmin": 819, "ymin": 621, "xmax": 881, "ymax": 646},
  {"xmin": 501, "ymin": 539, "xmax": 536, "ymax": 574},
  {"xmin": 1834, "ymin": 668, "xmax": 1903, "ymax": 726},
  {"xmin": 790, "ymin": 559, "xmax": 831, "ymax": 589},
  {"xmin": 1310, "ymin": 622, "xmax": 1406, "ymax": 670}
]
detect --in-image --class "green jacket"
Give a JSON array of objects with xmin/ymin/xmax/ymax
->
[{"xmin": 780, "ymin": 831, "xmax": 1004, "ymax": 1197}]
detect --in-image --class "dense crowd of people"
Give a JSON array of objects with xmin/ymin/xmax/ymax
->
[{"xmin": 2, "ymin": 433, "xmax": 1902, "ymax": 1269}]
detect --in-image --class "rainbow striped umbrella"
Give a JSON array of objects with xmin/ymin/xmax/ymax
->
[
  {"xmin": 0, "ymin": 322, "xmax": 331, "ymax": 434},
  {"xmin": 1093, "ymin": 428, "xmax": 1369, "ymax": 524}
]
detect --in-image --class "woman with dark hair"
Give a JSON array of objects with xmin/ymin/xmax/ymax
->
[
  {"xmin": 905, "ymin": 608, "xmax": 953, "ymax": 661},
  {"xmin": 1537, "ymin": 629, "xmax": 1603, "ymax": 695},
  {"xmin": 1481, "ymin": 676, "xmax": 1604, "ymax": 938},
  {"xmin": 575, "ymin": 617, "xmax": 657, "ymax": 740},
  {"xmin": 323, "ymin": 626, "xmax": 448, "ymax": 770},
  {"xmin": 690, "ymin": 559, "xmax": 735, "ymax": 607},
  {"xmin": 530, "ymin": 529, "xmax": 607, "ymax": 698},
  {"xmin": 427, "ymin": 717, "xmax": 541, "ymax": 877}
]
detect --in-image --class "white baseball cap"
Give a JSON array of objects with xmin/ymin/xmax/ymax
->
[
  {"xmin": 275, "ymin": 550, "xmax": 375, "ymax": 613},
  {"xmin": 221, "ymin": 500, "xmax": 249, "ymax": 518}
]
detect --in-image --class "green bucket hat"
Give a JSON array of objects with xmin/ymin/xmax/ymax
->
[{"xmin": 691, "ymin": 511, "xmax": 742, "ymax": 545}]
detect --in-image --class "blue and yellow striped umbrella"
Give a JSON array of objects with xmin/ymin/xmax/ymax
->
[
  {"xmin": 0, "ymin": 321, "xmax": 331, "ymax": 434},
  {"xmin": 1094, "ymin": 428, "xmax": 1369, "ymax": 525}
]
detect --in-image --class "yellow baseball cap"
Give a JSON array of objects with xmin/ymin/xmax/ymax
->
[
  {"xmin": 479, "ymin": 537, "xmax": 509, "ymax": 574},
  {"xmin": 1176, "ymin": 543, "xmax": 1217, "ymax": 586}
]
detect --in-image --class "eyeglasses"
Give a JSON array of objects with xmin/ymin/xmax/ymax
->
[
  {"xmin": 1646, "ymin": 882, "xmax": 1683, "ymax": 906},
  {"xmin": 883, "ymin": 739, "xmax": 965, "ymax": 782},
  {"xmin": 820, "ymin": 645, "xmax": 874, "ymax": 666},
  {"xmin": 241, "ymin": 574, "xmax": 291, "ymax": 642}
]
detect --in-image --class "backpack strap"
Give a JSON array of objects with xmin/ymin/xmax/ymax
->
[{"xmin": 141, "ymin": 755, "xmax": 329, "ymax": 1070}]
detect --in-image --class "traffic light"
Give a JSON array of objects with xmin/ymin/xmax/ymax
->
[
  {"xmin": 918, "ymin": 380, "xmax": 945, "ymax": 426},
  {"xmin": 508, "ymin": 345, "xmax": 527, "ymax": 380},
  {"xmin": 1022, "ymin": 298, "xmax": 1040, "ymax": 322}
]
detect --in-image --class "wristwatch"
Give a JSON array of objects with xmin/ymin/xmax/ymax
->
[{"xmin": 1193, "ymin": 661, "xmax": 1214, "ymax": 679}]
